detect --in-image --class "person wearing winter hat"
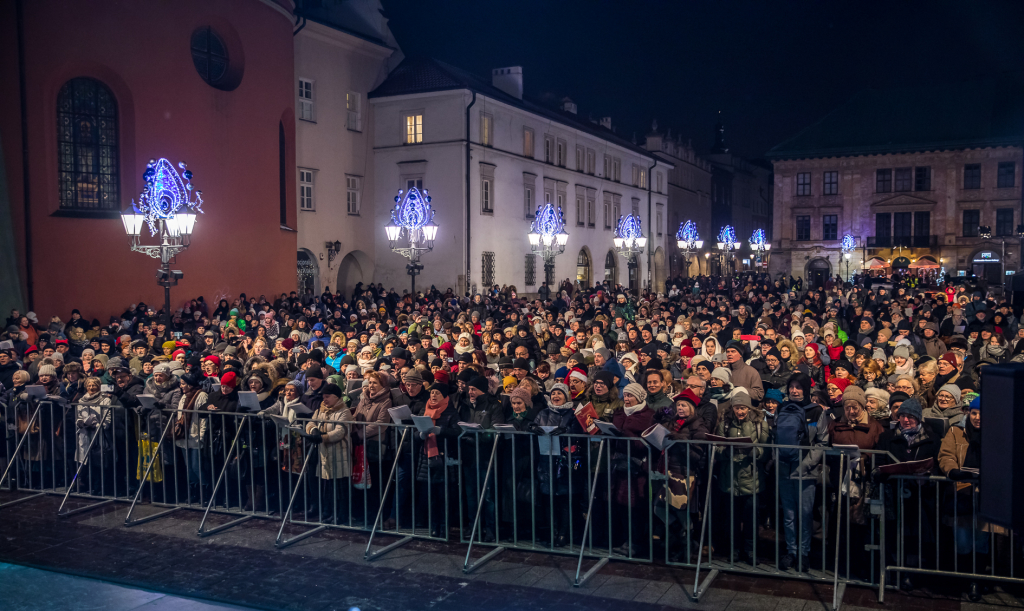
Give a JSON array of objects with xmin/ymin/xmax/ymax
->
[
  {"xmin": 588, "ymin": 370, "xmax": 622, "ymax": 420},
  {"xmin": 828, "ymin": 384, "xmax": 884, "ymax": 450},
  {"xmin": 507, "ymin": 384, "xmax": 534, "ymax": 423},
  {"xmin": 826, "ymin": 377, "xmax": 851, "ymax": 407},
  {"xmin": 762, "ymin": 388, "xmax": 785, "ymax": 417},
  {"xmin": 895, "ymin": 396, "xmax": 923, "ymax": 424},
  {"xmin": 864, "ymin": 388, "xmax": 891, "ymax": 421},
  {"xmin": 305, "ymin": 380, "xmax": 353, "ymax": 524},
  {"xmin": 924, "ymin": 383, "xmax": 964, "ymax": 426}
]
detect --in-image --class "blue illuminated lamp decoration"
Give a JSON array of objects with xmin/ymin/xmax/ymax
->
[
  {"xmin": 133, "ymin": 158, "xmax": 204, "ymax": 238},
  {"xmin": 676, "ymin": 220, "xmax": 703, "ymax": 250},
  {"xmin": 385, "ymin": 187, "xmax": 437, "ymax": 251},
  {"xmin": 749, "ymin": 228, "xmax": 770, "ymax": 252},
  {"xmin": 841, "ymin": 233, "xmax": 856, "ymax": 254},
  {"xmin": 614, "ymin": 213, "xmax": 647, "ymax": 259},
  {"xmin": 384, "ymin": 187, "xmax": 439, "ymax": 295},
  {"xmin": 716, "ymin": 225, "xmax": 741, "ymax": 251},
  {"xmin": 528, "ymin": 202, "xmax": 569, "ymax": 255}
]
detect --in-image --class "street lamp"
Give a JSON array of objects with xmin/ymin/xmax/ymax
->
[
  {"xmin": 614, "ymin": 213, "xmax": 646, "ymax": 258},
  {"xmin": 527, "ymin": 202, "xmax": 569, "ymax": 292},
  {"xmin": 715, "ymin": 225, "xmax": 741, "ymax": 275},
  {"xmin": 675, "ymin": 220, "xmax": 703, "ymax": 277},
  {"xmin": 120, "ymin": 158, "xmax": 204, "ymax": 328},
  {"xmin": 384, "ymin": 187, "xmax": 437, "ymax": 295},
  {"xmin": 748, "ymin": 228, "xmax": 771, "ymax": 269},
  {"xmin": 841, "ymin": 233, "xmax": 856, "ymax": 281}
]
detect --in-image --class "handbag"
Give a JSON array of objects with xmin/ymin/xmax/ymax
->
[
  {"xmin": 352, "ymin": 444, "xmax": 372, "ymax": 489},
  {"xmin": 136, "ymin": 438, "xmax": 164, "ymax": 483}
]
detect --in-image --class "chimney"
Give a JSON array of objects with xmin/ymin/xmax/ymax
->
[
  {"xmin": 599, "ymin": 117, "xmax": 612, "ymax": 130},
  {"xmin": 491, "ymin": 66, "xmax": 523, "ymax": 99},
  {"xmin": 561, "ymin": 97, "xmax": 577, "ymax": 114}
]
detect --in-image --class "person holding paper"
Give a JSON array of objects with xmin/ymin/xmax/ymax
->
[
  {"xmin": 714, "ymin": 390, "xmax": 767, "ymax": 563},
  {"xmin": 351, "ymin": 371, "xmax": 393, "ymax": 518},
  {"xmin": 306, "ymin": 384, "xmax": 353, "ymax": 524},
  {"xmin": 458, "ymin": 376, "xmax": 505, "ymax": 542},
  {"xmin": 531, "ymin": 382, "xmax": 583, "ymax": 547},
  {"xmin": 415, "ymin": 383, "xmax": 459, "ymax": 538},
  {"xmin": 608, "ymin": 383, "xmax": 654, "ymax": 556},
  {"xmin": 173, "ymin": 373, "xmax": 212, "ymax": 503}
]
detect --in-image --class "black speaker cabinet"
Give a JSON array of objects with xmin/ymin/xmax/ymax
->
[{"xmin": 979, "ymin": 364, "xmax": 1024, "ymax": 533}]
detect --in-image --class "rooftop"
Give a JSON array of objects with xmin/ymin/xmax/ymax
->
[
  {"xmin": 766, "ymin": 76, "xmax": 1024, "ymax": 160},
  {"xmin": 369, "ymin": 57, "xmax": 656, "ymax": 160}
]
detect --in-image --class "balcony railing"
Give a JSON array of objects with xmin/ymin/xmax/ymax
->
[{"xmin": 866, "ymin": 235, "xmax": 936, "ymax": 248}]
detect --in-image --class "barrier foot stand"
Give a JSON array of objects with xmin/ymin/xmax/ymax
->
[
  {"xmin": 197, "ymin": 418, "xmax": 249, "ymax": 537},
  {"xmin": 59, "ymin": 498, "xmax": 115, "ymax": 518},
  {"xmin": 463, "ymin": 434, "xmax": 504, "ymax": 574},
  {"xmin": 364, "ymin": 429, "xmax": 412, "ymax": 562},
  {"xmin": 832, "ymin": 581, "xmax": 847, "ymax": 611},
  {"xmin": 0, "ymin": 492, "xmax": 46, "ymax": 510},
  {"xmin": 275, "ymin": 450, "xmax": 327, "ymax": 549},
  {"xmin": 574, "ymin": 439, "xmax": 608, "ymax": 588},
  {"xmin": 0, "ymin": 404, "xmax": 44, "ymax": 509},
  {"xmin": 199, "ymin": 514, "xmax": 256, "ymax": 538},
  {"xmin": 58, "ymin": 405, "xmax": 112, "ymax": 517},
  {"xmin": 690, "ymin": 447, "xmax": 718, "ymax": 602},
  {"xmin": 576, "ymin": 557, "xmax": 610, "ymax": 587},
  {"xmin": 124, "ymin": 424, "xmax": 177, "ymax": 527}
]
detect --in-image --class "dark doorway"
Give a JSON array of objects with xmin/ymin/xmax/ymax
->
[{"xmin": 807, "ymin": 257, "xmax": 831, "ymax": 289}]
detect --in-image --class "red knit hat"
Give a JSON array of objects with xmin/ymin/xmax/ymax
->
[
  {"xmin": 220, "ymin": 371, "xmax": 238, "ymax": 389},
  {"xmin": 828, "ymin": 377, "xmax": 851, "ymax": 393},
  {"xmin": 672, "ymin": 388, "xmax": 701, "ymax": 406}
]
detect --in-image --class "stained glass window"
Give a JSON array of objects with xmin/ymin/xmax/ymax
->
[{"xmin": 57, "ymin": 78, "xmax": 119, "ymax": 211}]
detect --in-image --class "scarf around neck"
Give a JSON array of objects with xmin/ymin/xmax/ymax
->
[{"xmin": 423, "ymin": 395, "xmax": 449, "ymax": 457}]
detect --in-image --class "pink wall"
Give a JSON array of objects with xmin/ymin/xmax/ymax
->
[{"xmin": 0, "ymin": 0, "xmax": 297, "ymax": 322}]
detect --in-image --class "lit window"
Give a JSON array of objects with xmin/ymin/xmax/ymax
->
[
  {"xmin": 482, "ymin": 179, "xmax": 493, "ymax": 213},
  {"xmin": 298, "ymin": 78, "xmax": 314, "ymax": 122},
  {"xmin": 524, "ymin": 128, "xmax": 534, "ymax": 158},
  {"xmin": 299, "ymin": 169, "xmax": 315, "ymax": 211},
  {"xmin": 481, "ymin": 113, "xmax": 493, "ymax": 146},
  {"xmin": 405, "ymin": 113, "xmax": 423, "ymax": 144},
  {"xmin": 346, "ymin": 92, "xmax": 361, "ymax": 131},
  {"xmin": 346, "ymin": 175, "xmax": 361, "ymax": 215}
]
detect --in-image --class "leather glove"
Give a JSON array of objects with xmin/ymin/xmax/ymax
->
[
  {"xmin": 549, "ymin": 427, "xmax": 567, "ymax": 436},
  {"xmin": 307, "ymin": 428, "xmax": 323, "ymax": 444},
  {"xmin": 947, "ymin": 469, "xmax": 977, "ymax": 481}
]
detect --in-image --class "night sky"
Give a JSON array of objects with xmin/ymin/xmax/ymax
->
[{"xmin": 381, "ymin": 0, "xmax": 1024, "ymax": 160}]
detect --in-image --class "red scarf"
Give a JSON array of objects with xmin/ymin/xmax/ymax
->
[{"xmin": 423, "ymin": 395, "xmax": 449, "ymax": 458}]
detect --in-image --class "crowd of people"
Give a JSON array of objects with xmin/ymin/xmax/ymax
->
[{"xmin": 1, "ymin": 272, "xmax": 1019, "ymax": 594}]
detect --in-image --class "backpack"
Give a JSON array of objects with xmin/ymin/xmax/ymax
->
[{"xmin": 774, "ymin": 402, "xmax": 810, "ymax": 462}]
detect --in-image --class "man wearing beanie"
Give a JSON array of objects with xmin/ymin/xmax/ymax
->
[
  {"xmin": 724, "ymin": 340, "xmax": 764, "ymax": 406},
  {"xmin": 593, "ymin": 346, "xmax": 626, "ymax": 391},
  {"xmin": 827, "ymin": 385, "xmax": 884, "ymax": 449}
]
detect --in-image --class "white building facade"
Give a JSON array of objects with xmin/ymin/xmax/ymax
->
[
  {"xmin": 293, "ymin": 4, "xmax": 401, "ymax": 297},
  {"xmin": 368, "ymin": 59, "xmax": 670, "ymax": 297}
]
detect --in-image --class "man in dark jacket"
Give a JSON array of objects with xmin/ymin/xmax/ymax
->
[{"xmin": 459, "ymin": 376, "xmax": 505, "ymax": 541}]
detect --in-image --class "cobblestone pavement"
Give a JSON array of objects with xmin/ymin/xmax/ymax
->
[
  {"xmin": 1, "ymin": 561, "xmax": 255, "ymax": 611},
  {"xmin": 1, "ymin": 493, "xmax": 1021, "ymax": 611}
]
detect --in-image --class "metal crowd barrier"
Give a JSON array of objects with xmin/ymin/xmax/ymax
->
[
  {"xmin": 884, "ymin": 473, "xmax": 1024, "ymax": 601},
  {"xmin": 6, "ymin": 397, "xmax": 1022, "ymax": 610}
]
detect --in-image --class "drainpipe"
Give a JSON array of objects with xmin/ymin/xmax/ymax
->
[
  {"xmin": 646, "ymin": 157, "xmax": 658, "ymax": 292},
  {"xmin": 464, "ymin": 91, "xmax": 476, "ymax": 296},
  {"xmin": 16, "ymin": 0, "xmax": 33, "ymax": 309}
]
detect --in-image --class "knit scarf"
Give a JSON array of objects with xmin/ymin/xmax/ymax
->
[
  {"xmin": 423, "ymin": 395, "xmax": 449, "ymax": 458},
  {"xmin": 624, "ymin": 401, "xmax": 647, "ymax": 416}
]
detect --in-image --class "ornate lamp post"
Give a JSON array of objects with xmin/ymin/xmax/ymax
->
[
  {"xmin": 120, "ymin": 158, "xmax": 203, "ymax": 328},
  {"xmin": 384, "ymin": 187, "xmax": 438, "ymax": 295},
  {"xmin": 527, "ymin": 202, "xmax": 569, "ymax": 292},
  {"xmin": 841, "ymin": 233, "xmax": 856, "ymax": 281},
  {"xmin": 614, "ymin": 213, "xmax": 647, "ymax": 291},
  {"xmin": 749, "ymin": 228, "xmax": 771, "ymax": 269},
  {"xmin": 675, "ymin": 220, "xmax": 703, "ymax": 278},
  {"xmin": 715, "ymin": 225, "xmax": 741, "ymax": 275}
]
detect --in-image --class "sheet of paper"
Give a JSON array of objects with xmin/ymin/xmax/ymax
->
[
  {"xmin": 237, "ymin": 391, "xmax": 261, "ymax": 411},
  {"xmin": 412, "ymin": 415, "xmax": 436, "ymax": 434},
  {"xmin": 536, "ymin": 425, "xmax": 561, "ymax": 456},
  {"xmin": 388, "ymin": 405, "xmax": 413, "ymax": 425},
  {"xmin": 25, "ymin": 385, "xmax": 46, "ymax": 399},
  {"xmin": 136, "ymin": 394, "xmax": 157, "ymax": 409},
  {"xmin": 594, "ymin": 421, "xmax": 620, "ymax": 436}
]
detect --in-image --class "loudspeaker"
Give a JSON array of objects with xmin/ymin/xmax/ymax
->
[{"xmin": 979, "ymin": 364, "xmax": 1024, "ymax": 533}]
